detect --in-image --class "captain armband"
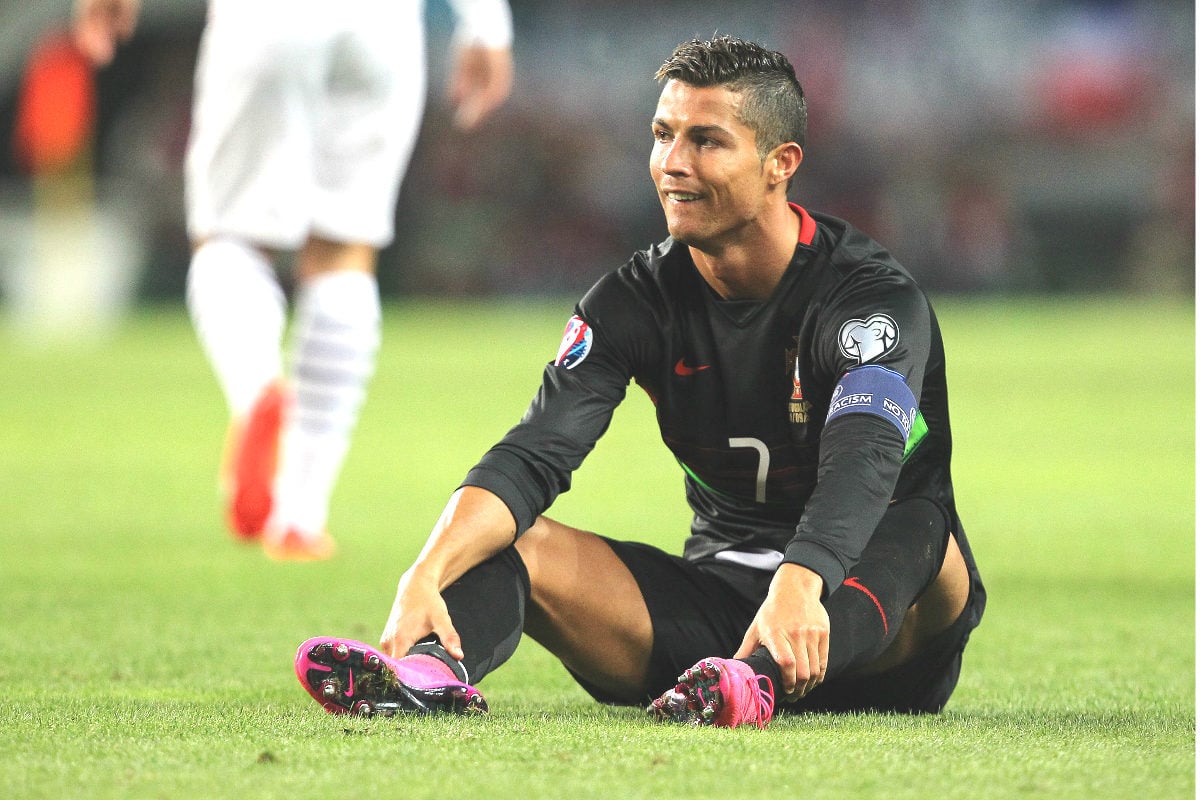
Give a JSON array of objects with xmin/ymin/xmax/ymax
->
[{"xmin": 826, "ymin": 365, "xmax": 919, "ymax": 443}]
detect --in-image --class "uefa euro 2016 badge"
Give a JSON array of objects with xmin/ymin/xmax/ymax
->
[
  {"xmin": 838, "ymin": 314, "xmax": 898, "ymax": 364},
  {"xmin": 555, "ymin": 315, "xmax": 593, "ymax": 369}
]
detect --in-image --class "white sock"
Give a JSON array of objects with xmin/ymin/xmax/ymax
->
[
  {"xmin": 271, "ymin": 270, "xmax": 381, "ymax": 537},
  {"xmin": 186, "ymin": 238, "xmax": 286, "ymax": 417}
]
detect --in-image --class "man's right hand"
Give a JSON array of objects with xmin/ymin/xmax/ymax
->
[
  {"xmin": 379, "ymin": 566, "xmax": 465, "ymax": 660},
  {"xmin": 377, "ymin": 486, "xmax": 517, "ymax": 660},
  {"xmin": 447, "ymin": 43, "xmax": 513, "ymax": 131},
  {"xmin": 72, "ymin": 0, "xmax": 140, "ymax": 66}
]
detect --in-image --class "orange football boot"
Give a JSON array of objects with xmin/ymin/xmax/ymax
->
[
  {"xmin": 222, "ymin": 381, "xmax": 286, "ymax": 539},
  {"xmin": 263, "ymin": 527, "xmax": 337, "ymax": 561}
]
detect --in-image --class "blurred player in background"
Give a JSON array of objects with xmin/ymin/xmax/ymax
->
[
  {"xmin": 73, "ymin": 0, "xmax": 515, "ymax": 560},
  {"xmin": 293, "ymin": 36, "xmax": 985, "ymax": 728}
]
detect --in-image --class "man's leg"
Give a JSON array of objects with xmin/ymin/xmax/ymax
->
[
  {"xmin": 186, "ymin": 236, "xmax": 288, "ymax": 539},
  {"xmin": 413, "ymin": 516, "xmax": 657, "ymax": 697},
  {"xmin": 839, "ymin": 528, "xmax": 969, "ymax": 677},
  {"xmin": 777, "ymin": 527, "xmax": 975, "ymax": 714},
  {"xmin": 733, "ymin": 497, "xmax": 964, "ymax": 687},
  {"xmin": 661, "ymin": 497, "xmax": 971, "ymax": 725},
  {"xmin": 296, "ymin": 516, "xmax": 659, "ymax": 715},
  {"xmin": 514, "ymin": 517, "xmax": 655, "ymax": 698},
  {"xmin": 825, "ymin": 496, "xmax": 968, "ymax": 677},
  {"xmin": 264, "ymin": 236, "xmax": 380, "ymax": 559},
  {"xmin": 186, "ymin": 238, "xmax": 287, "ymax": 418},
  {"xmin": 295, "ymin": 544, "xmax": 528, "ymax": 717}
]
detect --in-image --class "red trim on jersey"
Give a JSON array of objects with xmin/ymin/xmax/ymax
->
[
  {"xmin": 636, "ymin": 380, "xmax": 658, "ymax": 405},
  {"xmin": 843, "ymin": 576, "xmax": 889, "ymax": 635},
  {"xmin": 788, "ymin": 202, "xmax": 817, "ymax": 246}
]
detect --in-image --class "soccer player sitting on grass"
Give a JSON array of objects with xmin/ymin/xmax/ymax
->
[{"xmin": 295, "ymin": 35, "xmax": 986, "ymax": 728}]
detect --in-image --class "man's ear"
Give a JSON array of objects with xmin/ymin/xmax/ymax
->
[{"xmin": 766, "ymin": 142, "xmax": 803, "ymax": 187}]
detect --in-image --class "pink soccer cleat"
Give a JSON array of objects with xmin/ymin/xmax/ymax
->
[
  {"xmin": 294, "ymin": 637, "xmax": 487, "ymax": 717},
  {"xmin": 648, "ymin": 657, "xmax": 775, "ymax": 728},
  {"xmin": 222, "ymin": 381, "xmax": 286, "ymax": 539}
]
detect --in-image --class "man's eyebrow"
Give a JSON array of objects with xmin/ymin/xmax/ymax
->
[
  {"xmin": 651, "ymin": 119, "xmax": 732, "ymax": 138},
  {"xmin": 687, "ymin": 124, "xmax": 731, "ymax": 138}
]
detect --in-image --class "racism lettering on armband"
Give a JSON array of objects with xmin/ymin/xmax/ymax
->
[{"xmin": 826, "ymin": 365, "xmax": 918, "ymax": 441}]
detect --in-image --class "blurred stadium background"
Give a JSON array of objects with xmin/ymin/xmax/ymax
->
[{"xmin": 0, "ymin": 0, "xmax": 1192, "ymax": 335}]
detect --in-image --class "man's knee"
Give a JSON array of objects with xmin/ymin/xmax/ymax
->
[
  {"xmin": 297, "ymin": 237, "xmax": 377, "ymax": 279},
  {"xmin": 513, "ymin": 516, "xmax": 564, "ymax": 583},
  {"xmin": 513, "ymin": 516, "xmax": 598, "ymax": 614},
  {"xmin": 879, "ymin": 497, "xmax": 952, "ymax": 584}
]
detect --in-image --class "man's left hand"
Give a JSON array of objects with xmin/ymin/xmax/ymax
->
[{"xmin": 734, "ymin": 562, "xmax": 829, "ymax": 700}]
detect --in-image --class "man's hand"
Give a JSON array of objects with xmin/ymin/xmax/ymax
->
[
  {"xmin": 377, "ymin": 487, "xmax": 517, "ymax": 661},
  {"xmin": 379, "ymin": 566, "xmax": 465, "ymax": 661},
  {"xmin": 72, "ymin": 0, "xmax": 140, "ymax": 66},
  {"xmin": 447, "ymin": 43, "xmax": 513, "ymax": 131},
  {"xmin": 734, "ymin": 562, "xmax": 829, "ymax": 700}
]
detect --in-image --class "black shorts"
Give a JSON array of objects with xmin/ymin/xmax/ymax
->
[{"xmin": 572, "ymin": 536, "xmax": 980, "ymax": 715}]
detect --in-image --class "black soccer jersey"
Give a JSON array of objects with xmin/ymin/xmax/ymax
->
[{"xmin": 464, "ymin": 205, "xmax": 981, "ymax": 600}]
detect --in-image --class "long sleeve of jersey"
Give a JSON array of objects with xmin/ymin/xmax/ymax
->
[
  {"xmin": 462, "ymin": 369, "xmax": 626, "ymax": 533},
  {"xmin": 778, "ymin": 255, "xmax": 931, "ymax": 596},
  {"xmin": 461, "ymin": 301, "xmax": 633, "ymax": 534},
  {"xmin": 782, "ymin": 413, "xmax": 904, "ymax": 596}
]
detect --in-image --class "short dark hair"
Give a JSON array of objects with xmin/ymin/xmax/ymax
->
[{"xmin": 655, "ymin": 36, "xmax": 807, "ymax": 159}]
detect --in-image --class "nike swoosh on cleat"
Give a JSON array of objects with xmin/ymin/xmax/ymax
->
[
  {"xmin": 344, "ymin": 668, "xmax": 355, "ymax": 697},
  {"xmin": 674, "ymin": 359, "xmax": 711, "ymax": 376}
]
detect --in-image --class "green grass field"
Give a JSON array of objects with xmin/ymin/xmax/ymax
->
[{"xmin": 0, "ymin": 296, "xmax": 1193, "ymax": 799}]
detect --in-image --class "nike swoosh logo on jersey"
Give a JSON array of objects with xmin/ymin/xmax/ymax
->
[{"xmin": 674, "ymin": 358, "xmax": 711, "ymax": 376}]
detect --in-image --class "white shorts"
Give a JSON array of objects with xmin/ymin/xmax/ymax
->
[{"xmin": 185, "ymin": 1, "xmax": 426, "ymax": 249}]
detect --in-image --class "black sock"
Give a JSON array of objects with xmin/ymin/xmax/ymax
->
[
  {"xmin": 408, "ymin": 546, "xmax": 531, "ymax": 685},
  {"xmin": 741, "ymin": 647, "xmax": 785, "ymax": 691}
]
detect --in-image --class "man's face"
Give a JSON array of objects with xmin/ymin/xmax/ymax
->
[{"xmin": 650, "ymin": 80, "xmax": 770, "ymax": 249}]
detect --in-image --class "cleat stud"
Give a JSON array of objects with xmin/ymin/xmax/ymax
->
[
  {"xmin": 364, "ymin": 654, "xmax": 382, "ymax": 671},
  {"xmin": 373, "ymin": 702, "xmax": 401, "ymax": 718},
  {"xmin": 321, "ymin": 681, "xmax": 338, "ymax": 698},
  {"xmin": 310, "ymin": 643, "xmax": 330, "ymax": 659},
  {"xmin": 701, "ymin": 705, "xmax": 715, "ymax": 721},
  {"xmin": 351, "ymin": 700, "xmax": 372, "ymax": 716},
  {"xmin": 332, "ymin": 643, "xmax": 350, "ymax": 662}
]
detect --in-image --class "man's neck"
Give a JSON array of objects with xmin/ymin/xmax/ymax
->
[{"xmin": 690, "ymin": 202, "xmax": 801, "ymax": 301}]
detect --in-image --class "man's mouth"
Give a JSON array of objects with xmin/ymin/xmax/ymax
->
[{"xmin": 665, "ymin": 191, "xmax": 702, "ymax": 202}]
